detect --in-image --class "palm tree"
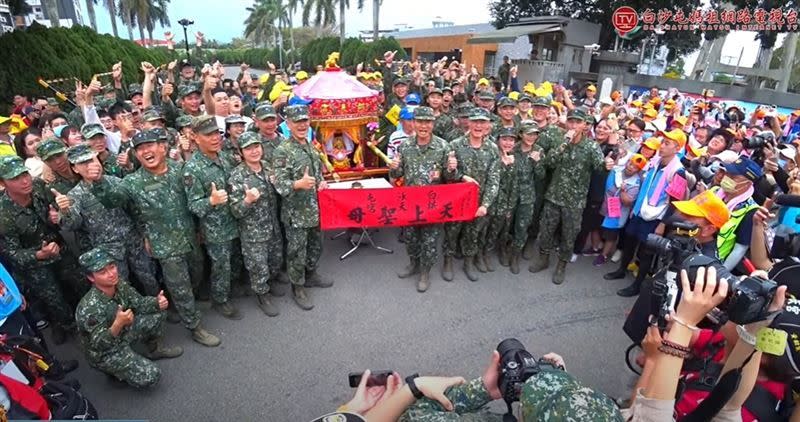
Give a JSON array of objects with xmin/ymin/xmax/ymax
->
[
  {"xmin": 144, "ymin": 0, "xmax": 170, "ymax": 47},
  {"xmin": 43, "ymin": 0, "xmax": 60, "ymax": 27},
  {"xmin": 301, "ymin": 0, "xmax": 335, "ymax": 37},
  {"xmin": 370, "ymin": 0, "xmax": 381, "ymax": 41},
  {"xmin": 118, "ymin": 0, "xmax": 135, "ymax": 40},
  {"xmin": 102, "ymin": 0, "xmax": 119, "ymax": 37},
  {"xmin": 244, "ymin": 0, "xmax": 288, "ymax": 49},
  {"xmin": 85, "ymin": 0, "xmax": 98, "ymax": 31},
  {"xmin": 285, "ymin": 0, "xmax": 301, "ymax": 56}
]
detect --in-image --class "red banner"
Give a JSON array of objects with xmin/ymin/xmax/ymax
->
[{"xmin": 319, "ymin": 183, "xmax": 479, "ymax": 230}]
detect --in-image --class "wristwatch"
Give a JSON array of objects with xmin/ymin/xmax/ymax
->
[
  {"xmin": 736, "ymin": 325, "xmax": 757, "ymax": 347},
  {"xmin": 405, "ymin": 374, "xmax": 424, "ymax": 400}
]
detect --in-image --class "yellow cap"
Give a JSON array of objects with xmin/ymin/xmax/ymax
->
[
  {"xmin": 632, "ymin": 100, "xmax": 643, "ymax": 108},
  {"xmin": 672, "ymin": 191, "xmax": 731, "ymax": 229},
  {"xmin": 672, "ymin": 116, "xmax": 688, "ymax": 127},
  {"xmin": 259, "ymin": 73, "xmax": 270, "ymax": 85},
  {"xmin": 644, "ymin": 108, "xmax": 658, "ymax": 119},
  {"xmin": 642, "ymin": 137, "xmax": 661, "ymax": 151},
  {"xmin": 477, "ymin": 78, "xmax": 490, "ymax": 86},
  {"xmin": 661, "ymin": 128, "xmax": 687, "ymax": 149},
  {"xmin": 508, "ymin": 91, "xmax": 520, "ymax": 101},
  {"xmin": 296, "ymin": 70, "xmax": 309, "ymax": 80},
  {"xmin": 586, "ymin": 84, "xmax": 596, "ymax": 92}
]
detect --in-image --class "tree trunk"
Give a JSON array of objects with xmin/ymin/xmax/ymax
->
[
  {"xmin": 339, "ymin": 0, "xmax": 345, "ymax": 46},
  {"xmin": 288, "ymin": 14, "xmax": 296, "ymax": 61},
  {"xmin": 85, "ymin": 0, "xmax": 97, "ymax": 30},
  {"xmin": 138, "ymin": 22, "xmax": 146, "ymax": 46},
  {"xmin": 107, "ymin": 1, "xmax": 119, "ymax": 37},
  {"xmin": 372, "ymin": 0, "xmax": 379, "ymax": 42},
  {"xmin": 124, "ymin": 11, "xmax": 134, "ymax": 40},
  {"xmin": 147, "ymin": 25, "xmax": 154, "ymax": 48},
  {"xmin": 44, "ymin": 0, "xmax": 60, "ymax": 27}
]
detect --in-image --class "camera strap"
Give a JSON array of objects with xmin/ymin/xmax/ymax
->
[
  {"xmin": 502, "ymin": 401, "xmax": 516, "ymax": 422},
  {"xmin": 683, "ymin": 350, "xmax": 757, "ymax": 422}
]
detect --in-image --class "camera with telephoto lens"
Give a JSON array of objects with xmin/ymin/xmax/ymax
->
[
  {"xmin": 496, "ymin": 338, "xmax": 563, "ymax": 406},
  {"xmin": 646, "ymin": 221, "xmax": 777, "ymax": 328},
  {"xmin": 746, "ymin": 130, "xmax": 776, "ymax": 165}
]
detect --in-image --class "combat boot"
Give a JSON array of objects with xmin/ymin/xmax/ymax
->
[
  {"xmin": 474, "ymin": 253, "xmax": 488, "ymax": 273},
  {"xmin": 498, "ymin": 244, "xmax": 510, "ymax": 267},
  {"xmin": 292, "ymin": 286, "xmax": 314, "ymax": 310},
  {"xmin": 463, "ymin": 257, "xmax": 479, "ymax": 282},
  {"xmin": 522, "ymin": 238, "xmax": 536, "ymax": 260},
  {"xmin": 510, "ymin": 251, "xmax": 521, "ymax": 274},
  {"xmin": 257, "ymin": 293, "xmax": 279, "ymax": 317},
  {"xmin": 484, "ymin": 249, "xmax": 497, "ymax": 272},
  {"xmin": 212, "ymin": 301, "xmax": 243, "ymax": 320},
  {"xmin": 51, "ymin": 325, "xmax": 69, "ymax": 345},
  {"xmin": 191, "ymin": 326, "xmax": 221, "ymax": 347},
  {"xmin": 166, "ymin": 307, "xmax": 181, "ymax": 324},
  {"xmin": 552, "ymin": 260, "xmax": 568, "ymax": 285},
  {"xmin": 305, "ymin": 271, "xmax": 333, "ymax": 288},
  {"xmin": 528, "ymin": 250, "xmax": 550, "ymax": 273},
  {"xmin": 441, "ymin": 256, "xmax": 454, "ymax": 282},
  {"xmin": 416, "ymin": 269, "xmax": 430, "ymax": 293},
  {"xmin": 145, "ymin": 340, "xmax": 184, "ymax": 360},
  {"xmin": 397, "ymin": 260, "xmax": 420, "ymax": 279},
  {"xmin": 268, "ymin": 282, "xmax": 285, "ymax": 297}
]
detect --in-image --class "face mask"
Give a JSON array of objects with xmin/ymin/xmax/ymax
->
[
  {"xmin": 719, "ymin": 175, "xmax": 738, "ymax": 193},
  {"xmin": 778, "ymin": 158, "xmax": 788, "ymax": 169}
]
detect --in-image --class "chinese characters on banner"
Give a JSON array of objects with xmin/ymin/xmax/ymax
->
[
  {"xmin": 318, "ymin": 183, "xmax": 479, "ymax": 230},
  {"xmin": 619, "ymin": 7, "xmax": 798, "ymax": 32}
]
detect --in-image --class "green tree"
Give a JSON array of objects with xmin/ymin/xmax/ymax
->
[
  {"xmin": 102, "ymin": 0, "xmax": 120, "ymax": 38},
  {"xmin": 244, "ymin": 0, "xmax": 287, "ymax": 48}
]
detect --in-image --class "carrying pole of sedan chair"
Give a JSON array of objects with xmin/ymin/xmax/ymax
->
[
  {"xmin": 37, "ymin": 77, "xmax": 77, "ymax": 108},
  {"xmin": 311, "ymin": 122, "xmax": 340, "ymax": 182}
]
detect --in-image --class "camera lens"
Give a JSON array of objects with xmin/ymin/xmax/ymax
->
[{"xmin": 497, "ymin": 338, "xmax": 526, "ymax": 363}]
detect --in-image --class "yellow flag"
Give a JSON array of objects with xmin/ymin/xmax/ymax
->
[{"xmin": 385, "ymin": 104, "xmax": 401, "ymax": 126}]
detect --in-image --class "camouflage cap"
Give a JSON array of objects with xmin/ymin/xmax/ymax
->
[
  {"xmin": 150, "ymin": 127, "xmax": 170, "ymax": 142},
  {"xmin": 442, "ymin": 85, "xmax": 454, "ymax": 93},
  {"xmin": 477, "ymin": 90, "xmax": 495, "ymax": 101},
  {"xmin": 80, "ymin": 122, "xmax": 105, "ymax": 140},
  {"xmin": 141, "ymin": 108, "xmax": 164, "ymax": 122},
  {"xmin": 0, "ymin": 155, "xmax": 29, "ymax": 180},
  {"xmin": 255, "ymin": 103, "xmax": 278, "ymax": 120},
  {"xmin": 178, "ymin": 84, "xmax": 201, "ymax": 98},
  {"xmin": 66, "ymin": 143, "xmax": 96, "ymax": 164},
  {"xmin": 46, "ymin": 97, "xmax": 59, "ymax": 106},
  {"xmin": 103, "ymin": 85, "xmax": 116, "ymax": 94},
  {"xmin": 132, "ymin": 129, "xmax": 161, "ymax": 147},
  {"xmin": 238, "ymin": 132, "xmax": 262, "ymax": 149},
  {"xmin": 469, "ymin": 108, "xmax": 492, "ymax": 121},
  {"xmin": 532, "ymin": 96, "xmax": 551, "ymax": 107},
  {"xmin": 497, "ymin": 126, "xmax": 518, "ymax": 139},
  {"xmin": 566, "ymin": 107, "xmax": 591, "ymax": 122},
  {"xmin": 413, "ymin": 106, "xmax": 436, "ymax": 121},
  {"xmin": 79, "ymin": 247, "xmax": 115, "ymax": 274},
  {"xmin": 175, "ymin": 114, "xmax": 195, "ymax": 129},
  {"xmin": 456, "ymin": 104, "xmax": 474, "ymax": 118},
  {"xmin": 36, "ymin": 137, "xmax": 67, "ymax": 161},
  {"xmin": 285, "ymin": 105, "xmax": 310, "ymax": 122},
  {"xmin": 520, "ymin": 369, "xmax": 622, "ymax": 421},
  {"xmin": 192, "ymin": 115, "xmax": 220, "ymax": 135},
  {"xmin": 426, "ymin": 87, "xmax": 443, "ymax": 96},
  {"xmin": 128, "ymin": 83, "xmax": 143, "ymax": 97},
  {"xmin": 392, "ymin": 77, "xmax": 409, "ymax": 87},
  {"xmin": 224, "ymin": 115, "xmax": 247, "ymax": 126},
  {"xmin": 521, "ymin": 121, "xmax": 541, "ymax": 134},
  {"xmin": 96, "ymin": 97, "xmax": 115, "ymax": 110},
  {"xmin": 518, "ymin": 94, "xmax": 533, "ymax": 103},
  {"xmin": 497, "ymin": 97, "xmax": 517, "ymax": 108}
]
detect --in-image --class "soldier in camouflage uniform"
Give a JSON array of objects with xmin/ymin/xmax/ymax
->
[
  {"xmin": 0, "ymin": 156, "xmax": 81, "ymax": 344},
  {"xmin": 484, "ymin": 127, "xmax": 519, "ymax": 272},
  {"xmin": 475, "ymin": 91, "xmax": 498, "ymax": 124},
  {"xmin": 389, "ymin": 107, "xmax": 459, "ymax": 292},
  {"xmin": 254, "ymin": 103, "xmax": 287, "ymax": 285},
  {"xmin": 223, "ymin": 114, "xmax": 246, "ymax": 164},
  {"xmin": 425, "ymin": 88, "xmax": 456, "ymax": 141},
  {"xmin": 55, "ymin": 144, "xmax": 158, "ymax": 295},
  {"xmin": 75, "ymin": 247, "xmax": 182, "ymax": 388},
  {"xmin": 89, "ymin": 129, "xmax": 220, "ymax": 347},
  {"xmin": 272, "ymin": 105, "xmax": 333, "ymax": 311},
  {"xmin": 523, "ymin": 96, "xmax": 565, "ymax": 259},
  {"xmin": 490, "ymin": 97, "xmax": 519, "ymax": 141},
  {"xmin": 36, "ymin": 138, "xmax": 80, "ymax": 206},
  {"xmin": 183, "ymin": 115, "xmax": 244, "ymax": 320},
  {"xmin": 530, "ymin": 107, "xmax": 610, "ymax": 285},
  {"xmin": 80, "ymin": 123, "xmax": 130, "ymax": 178},
  {"xmin": 443, "ymin": 108, "xmax": 500, "ymax": 282},
  {"xmin": 398, "ymin": 356, "xmax": 622, "ymax": 421},
  {"xmin": 228, "ymin": 132, "xmax": 283, "ymax": 317},
  {"xmin": 509, "ymin": 122, "xmax": 545, "ymax": 274},
  {"xmin": 446, "ymin": 104, "xmax": 473, "ymax": 141}
]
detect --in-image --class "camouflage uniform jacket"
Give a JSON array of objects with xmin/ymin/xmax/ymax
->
[
  {"xmin": 490, "ymin": 120, "xmax": 519, "ymax": 142},
  {"xmin": 512, "ymin": 143, "xmax": 545, "ymax": 205},
  {"xmin": 222, "ymin": 137, "xmax": 243, "ymax": 165},
  {"xmin": 75, "ymin": 281, "xmax": 160, "ymax": 364},
  {"xmin": 449, "ymin": 136, "xmax": 500, "ymax": 209},
  {"xmin": 272, "ymin": 137, "xmax": 324, "ymax": 229},
  {"xmin": 0, "ymin": 179, "xmax": 62, "ymax": 269},
  {"xmin": 433, "ymin": 112, "xmax": 456, "ymax": 141},
  {"xmin": 92, "ymin": 161, "xmax": 195, "ymax": 259},
  {"xmin": 399, "ymin": 377, "xmax": 501, "ymax": 422},
  {"xmin": 60, "ymin": 177, "xmax": 136, "ymax": 259},
  {"xmin": 389, "ymin": 135, "xmax": 459, "ymax": 186},
  {"xmin": 99, "ymin": 152, "xmax": 127, "ymax": 179},
  {"xmin": 490, "ymin": 154, "xmax": 519, "ymax": 217},
  {"xmin": 259, "ymin": 132, "xmax": 286, "ymax": 170},
  {"xmin": 44, "ymin": 172, "xmax": 79, "ymax": 206},
  {"xmin": 543, "ymin": 135, "xmax": 604, "ymax": 210},
  {"xmin": 228, "ymin": 161, "xmax": 274, "ymax": 243},
  {"xmin": 536, "ymin": 124, "xmax": 566, "ymax": 156},
  {"xmin": 183, "ymin": 150, "xmax": 239, "ymax": 244}
]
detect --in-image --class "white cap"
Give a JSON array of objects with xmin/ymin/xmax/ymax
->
[
  {"xmin": 710, "ymin": 150, "xmax": 739, "ymax": 164},
  {"xmin": 598, "ymin": 97, "xmax": 614, "ymax": 106}
]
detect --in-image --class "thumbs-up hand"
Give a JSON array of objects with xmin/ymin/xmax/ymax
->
[
  {"xmin": 113, "ymin": 305, "xmax": 135, "ymax": 329},
  {"xmin": 604, "ymin": 152, "xmax": 616, "ymax": 170},
  {"xmin": 529, "ymin": 150, "xmax": 542, "ymax": 162},
  {"xmin": 209, "ymin": 182, "xmax": 229, "ymax": 206},
  {"xmin": 51, "ymin": 189, "xmax": 70, "ymax": 211},
  {"xmin": 179, "ymin": 134, "xmax": 192, "ymax": 151},
  {"xmin": 295, "ymin": 167, "xmax": 317, "ymax": 190},
  {"xmin": 156, "ymin": 290, "xmax": 169, "ymax": 310},
  {"xmin": 500, "ymin": 150, "xmax": 515, "ymax": 166},
  {"xmin": 244, "ymin": 184, "xmax": 261, "ymax": 204},
  {"xmin": 36, "ymin": 241, "xmax": 60, "ymax": 260},
  {"xmin": 116, "ymin": 151, "xmax": 130, "ymax": 168},
  {"xmin": 390, "ymin": 153, "xmax": 401, "ymax": 170},
  {"xmin": 447, "ymin": 151, "xmax": 458, "ymax": 172}
]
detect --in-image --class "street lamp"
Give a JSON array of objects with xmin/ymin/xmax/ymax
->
[{"xmin": 177, "ymin": 18, "xmax": 194, "ymax": 62}]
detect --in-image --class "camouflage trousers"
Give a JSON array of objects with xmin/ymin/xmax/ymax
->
[
  {"xmin": 205, "ymin": 239, "xmax": 244, "ymax": 304},
  {"xmin": 241, "ymin": 241, "xmax": 271, "ymax": 295},
  {"xmin": 187, "ymin": 240, "xmax": 206, "ymax": 291},
  {"xmin": 158, "ymin": 254, "xmax": 200, "ymax": 330},
  {"xmin": 112, "ymin": 238, "xmax": 159, "ymax": 296},
  {"xmin": 443, "ymin": 216, "xmax": 489, "ymax": 258},
  {"xmin": 269, "ymin": 219, "xmax": 285, "ymax": 279},
  {"xmin": 485, "ymin": 212, "xmax": 513, "ymax": 252},
  {"xmin": 405, "ymin": 225, "xmax": 441, "ymax": 270},
  {"xmin": 93, "ymin": 312, "xmax": 165, "ymax": 388},
  {"xmin": 285, "ymin": 225, "xmax": 322, "ymax": 286},
  {"xmin": 527, "ymin": 180, "xmax": 548, "ymax": 241},
  {"xmin": 512, "ymin": 201, "xmax": 535, "ymax": 252},
  {"xmin": 537, "ymin": 201, "xmax": 584, "ymax": 262},
  {"xmin": 18, "ymin": 264, "xmax": 75, "ymax": 330}
]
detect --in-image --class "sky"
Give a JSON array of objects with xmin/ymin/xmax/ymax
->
[{"xmin": 79, "ymin": 0, "xmax": 783, "ymax": 72}]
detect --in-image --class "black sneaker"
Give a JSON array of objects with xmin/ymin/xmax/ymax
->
[{"xmin": 617, "ymin": 283, "xmax": 641, "ymax": 297}]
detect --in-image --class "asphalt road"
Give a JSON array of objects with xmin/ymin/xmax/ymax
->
[{"xmin": 49, "ymin": 230, "xmax": 641, "ymax": 421}]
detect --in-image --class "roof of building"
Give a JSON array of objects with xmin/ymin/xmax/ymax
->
[{"xmin": 392, "ymin": 23, "xmax": 495, "ymax": 40}]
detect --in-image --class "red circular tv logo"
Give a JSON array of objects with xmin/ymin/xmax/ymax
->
[{"xmin": 612, "ymin": 6, "xmax": 639, "ymax": 35}]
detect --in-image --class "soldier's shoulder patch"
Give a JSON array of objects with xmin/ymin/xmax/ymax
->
[{"xmin": 184, "ymin": 174, "xmax": 193, "ymax": 187}]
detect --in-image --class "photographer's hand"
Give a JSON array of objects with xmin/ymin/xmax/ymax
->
[
  {"xmin": 481, "ymin": 350, "xmax": 502, "ymax": 400},
  {"xmin": 541, "ymin": 352, "xmax": 566, "ymax": 370},
  {"xmin": 415, "ymin": 376, "xmax": 467, "ymax": 411},
  {"xmin": 343, "ymin": 369, "xmax": 401, "ymax": 415}
]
